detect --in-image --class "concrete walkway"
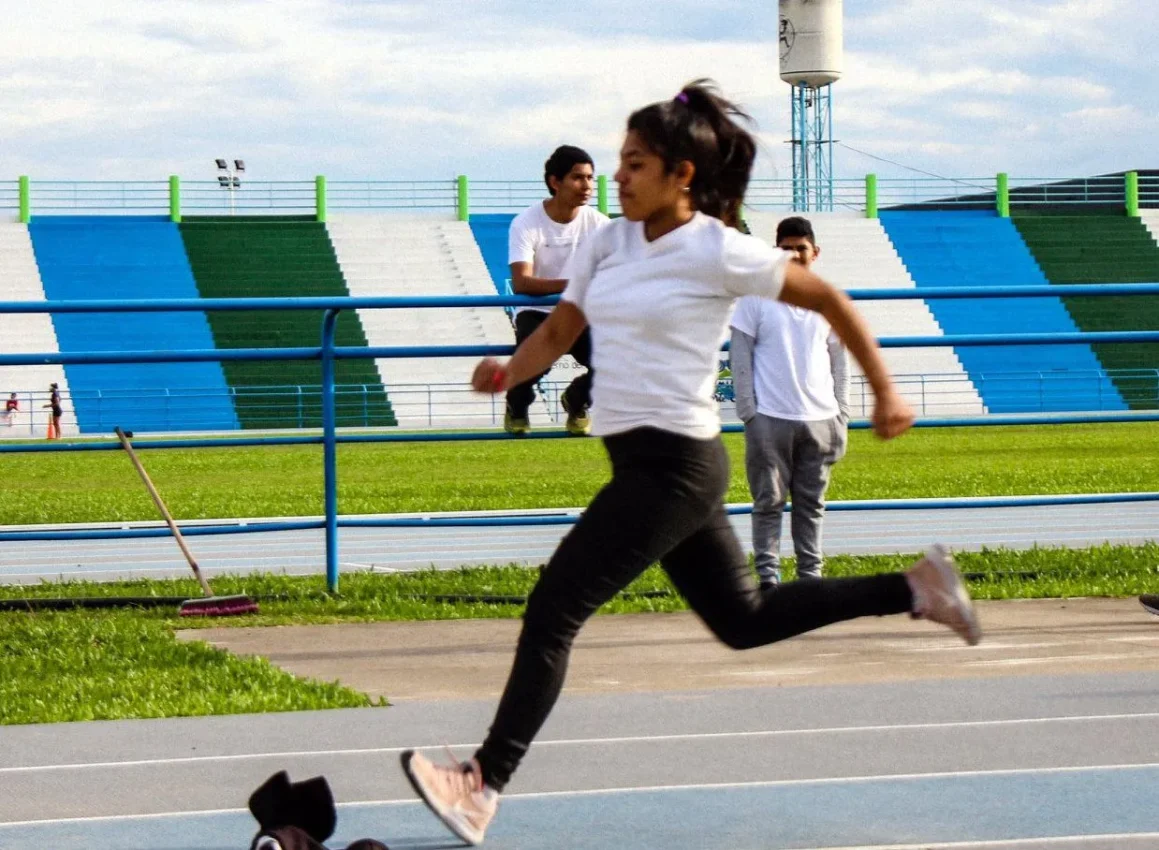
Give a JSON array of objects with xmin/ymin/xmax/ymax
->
[{"xmin": 182, "ymin": 597, "xmax": 1159, "ymax": 703}]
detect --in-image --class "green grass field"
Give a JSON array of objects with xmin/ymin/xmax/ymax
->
[
  {"xmin": 2, "ymin": 422, "xmax": 1156, "ymax": 525},
  {"xmin": 0, "ymin": 609, "xmax": 380, "ymax": 725}
]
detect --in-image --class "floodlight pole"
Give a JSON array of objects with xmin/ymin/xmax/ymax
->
[{"xmin": 216, "ymin": 159, "xmax": 243, "ymax": 216}]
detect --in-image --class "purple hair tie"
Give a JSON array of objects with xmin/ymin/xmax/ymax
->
[{"xmin": 674, "ymin": 92, "xmax": 689, "ymax": 104}]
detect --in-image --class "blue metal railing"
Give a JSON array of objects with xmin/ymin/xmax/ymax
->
[
  {"xmin": 1, "ymin": 287, "xmax": 1158, "ymax": 591},
  {"xmin": 2, "ymin": 285, "xmax": 1157, "ymax": 316}
]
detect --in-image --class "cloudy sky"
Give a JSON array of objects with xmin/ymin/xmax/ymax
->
[{"xmin": 0, "ymin": 0, "xmax": 1154, "ymax": 184}]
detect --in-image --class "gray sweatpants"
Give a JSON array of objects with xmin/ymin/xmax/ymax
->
[{"xmin": 744, "ymin": 413, "xmax": 847, "ymax": 583}]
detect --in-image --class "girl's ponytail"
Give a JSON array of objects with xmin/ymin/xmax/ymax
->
[{"xmin": 628, "ymin": 79, "xmax": 757, "ymax": 226}]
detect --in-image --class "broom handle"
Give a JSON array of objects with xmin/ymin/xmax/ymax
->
[{"xmin": 114, "ymin": 427, "xmax": 214, "ymax": 598}]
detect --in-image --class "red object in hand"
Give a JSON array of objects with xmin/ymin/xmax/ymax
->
[{"xmin": 492, "ymin": 368, "xmax": 507, "ymax": 392}]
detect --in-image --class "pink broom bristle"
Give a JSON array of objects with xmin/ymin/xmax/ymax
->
[{"xmin": 179, "ymin": 596, "xmax": 259, "ymax": 617}]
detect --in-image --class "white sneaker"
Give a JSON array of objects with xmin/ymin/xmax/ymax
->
[
  {"xmin": 401, "ymin": 749, "xmax": 498, "ymax": 846},
  {"xmin": 906, "ymin": 544, "xmax": 982, "ymax": 646}
]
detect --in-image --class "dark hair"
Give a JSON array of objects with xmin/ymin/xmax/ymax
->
[
  {"xmin": 544, "ymin": 145, "xmax": 594, "ymax": 196},
  {"xmin": 627, "ymin": 79, "xmax": 757, "ymax": 226},
  {"xmin": 775, "ymin": 216, "xmax": 816, "ymax": 246}
]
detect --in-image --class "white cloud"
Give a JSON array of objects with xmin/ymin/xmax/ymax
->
[
  {"xmin": 0, "ymin": 0, "xmax": 1152, "ymax": 183},
  {"xmin": 1063, "ymin": 104, "xmax": 1143, "ymax": 123}
]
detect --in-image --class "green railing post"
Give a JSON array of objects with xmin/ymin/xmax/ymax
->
[
  {"xmin": 1126, "ymin": 171, "xmax": 1140, "ymax": 218},
  {"xmin": 315, "ymin": 175, "xmax": 327, "ymax": 223},
  {"xmin": 457, "ymin": 174, "xmax": 469, "ymax": 221},
  {"xmin": 168, "ymin": 175, "xmax": 181, "ymax": 223},
  {"xmin": 18, "ymin": 176, "xmax": 30, "ymax": 224},
  {"xmin": 997, "ymin": 172, "xmax": 1010, "ymax": 218},
  {"xmin": 865, "ymin": 173, "xmax": 878, "ymax": 219},
  {"xmin": 597, "ymin": 174, "xmax": 609, "ymax": 215}
]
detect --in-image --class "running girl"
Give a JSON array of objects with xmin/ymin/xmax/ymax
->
[{"xmin": 401, "ymin": 80, "xmax": 980, "ymax": 846}]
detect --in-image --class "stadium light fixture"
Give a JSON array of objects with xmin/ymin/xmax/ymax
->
[{"xmin": 213, "ymin": 157, "xmax": 245, "ymax": 216}]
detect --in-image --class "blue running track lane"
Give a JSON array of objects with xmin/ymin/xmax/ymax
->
[{"xmin": 2, "ymin": 674, "xmax": 1159, "ymax": 848}]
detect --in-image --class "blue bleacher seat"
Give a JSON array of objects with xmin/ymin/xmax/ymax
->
[
  {"xmin": 28, "ymin": 216, "xmax": 240, "ymax": 433},
  {"xmin": 880, "ymin": 210, "xmax": 1125, "ymax": 412}
]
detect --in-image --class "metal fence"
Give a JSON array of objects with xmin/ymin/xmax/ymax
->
[
  {"xmin": 326, "ymin": 181, "xmax": 458, "ymax": 212},
  {"xmin": 4, "ymin": 367, "xmax": 1158, "ymax": 436},
  {"xmin": 1006, "ymin": 175, "xmax": 1129, "ymax": 207},
  {"xmin": 180, "ymin": 180, "xmax": 316, "ymax": 215},
  {"xmin": 26, "ymin": 181, "xmax": 171, "ymax": 214},
  {"xmin": 1, "ymin": 285, "xmax": 1157, "ymax": 590},
  {"xmin": 2, "ymin": 173, "xmax": 1154, "ymax": 218}
]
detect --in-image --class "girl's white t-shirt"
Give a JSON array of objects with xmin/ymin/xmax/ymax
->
[{"xmin": 561, "ymin": 213, "xmax": 791, "ymax": 439}]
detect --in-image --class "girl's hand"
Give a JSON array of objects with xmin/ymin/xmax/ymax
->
[
  {"xmin": 872, "ymin": 391, "xmax": 915, "ymax": 440},
  {"xmin": 471, "ymin": 358, "xmax": 508, "ymax": 394}
]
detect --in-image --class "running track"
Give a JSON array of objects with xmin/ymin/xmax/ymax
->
[
  {"xmin": 2, "ymin": 673, "xmax": 1159, "ymax": 849},
  {"xmin": 1, "ymin": 501, "xmax": 1155, "ymax": 584}
]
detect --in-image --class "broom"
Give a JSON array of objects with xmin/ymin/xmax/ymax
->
[{"xmin": 114, "ymin": 427, "xmax": 258, "ymax": 617}]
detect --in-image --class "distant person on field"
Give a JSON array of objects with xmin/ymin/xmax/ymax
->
[
  {"xmin": 730, "ymin": 216, "xmax": 850, "ymax": 589},
  {"xmin": 505, "ymin": 145, "xmax": 610, "ymax": 436},
  {"xmin": 4, "ymin": 393, "xmax": 17, "ymax": 427},
  {"xmin": 43, "ymin": 383, "xmax": 62, "ymax": 439}
]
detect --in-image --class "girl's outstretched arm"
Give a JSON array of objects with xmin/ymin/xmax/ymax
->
[
  {"xmin": 472, "ymin": 303, "xmax": 588, "ymax": 393},
  {"xmin": 778, "ymin": 264, "xmax": 914, "ymax": 439}
]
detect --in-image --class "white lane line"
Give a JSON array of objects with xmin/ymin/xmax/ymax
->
[
  {"xmin": 3, "ymin": 712, "xmax": 1159, "ymax": 774},
  {"xmin": 726, "ymin": 668, "xmax": 820, "ymax": 677},
  {"xmin": 4, "ymin": 763, "xmax": 1159, "ymax": 829},
  {"xmin": 892, "ymin": 642, "xmax": 1083, "ymax": 654},
  {"xmin": 766, "ymin": 834, "xmax": 1159, "ymax": 850},
  {"xmin": 371, "ymin": 759, "xmax": 1159, "ymax": 800},
  {"xmin": 0, "ymin": 806, "xmax": 248, "ymax": 828},
  {"xmin": 966, "ymin": 654, "xmax": 1133, "ymax": 667},
  {"xmin": 1110, "ymin": 635, "xmax": 1159, "ymax": 644}
]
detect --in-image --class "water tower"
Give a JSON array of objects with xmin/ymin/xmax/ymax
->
[{"xmin": 779, "ymin": 0, "xmax": 842, "ymax": 211}]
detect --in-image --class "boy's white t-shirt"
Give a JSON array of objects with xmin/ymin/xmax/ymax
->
[
  {"xmin": 560, "ymin": 213, "xmax": 791, "ymax": 440},
  {"xmin": 730, "ymin": 295, "xmax": 841, "ymax": 421},
  {"xmin": 508, "ymin": 202, "xmax": 609, "ymax": 318}
]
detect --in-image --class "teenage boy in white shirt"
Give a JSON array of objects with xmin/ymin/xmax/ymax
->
[
  {"xmin": 731, "ymin": 216, "xmax": 850, "ymax": 588},
  {"xmin": 505, "ymin": 145, "xmax": 609, "ymax": 435}
]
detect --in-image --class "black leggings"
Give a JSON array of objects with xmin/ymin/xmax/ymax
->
[
  {"xmin": 474, "ymin": 427, "xmax": 913, "ymax": 791},
  {"xmin": 505, "ymin": 310, "xmax": 593, "ymax": 418}
]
